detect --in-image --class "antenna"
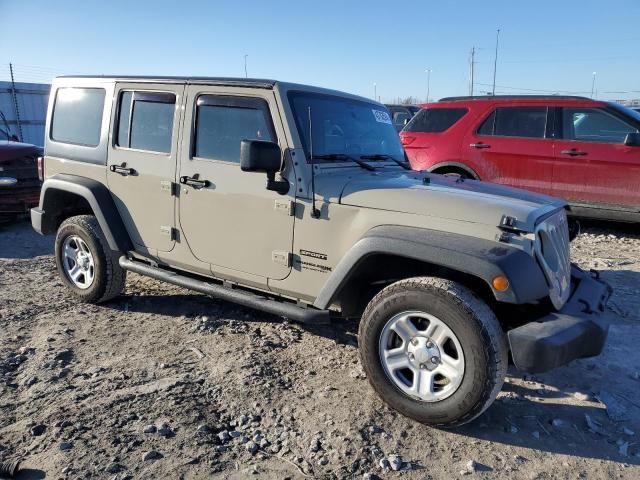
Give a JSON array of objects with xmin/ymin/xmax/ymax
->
[{"xmin": 308, "ymin": 106, "xmax": 320, "ymax": 219}]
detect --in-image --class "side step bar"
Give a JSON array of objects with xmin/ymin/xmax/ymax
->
[{"xmin": 119, "ymin": 257, "xmax": 331, "ymax": 325}]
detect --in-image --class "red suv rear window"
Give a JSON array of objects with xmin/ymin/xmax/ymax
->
[{"xmin": 404, "ymin": 108, "xmax": 468, "ymax": 133}]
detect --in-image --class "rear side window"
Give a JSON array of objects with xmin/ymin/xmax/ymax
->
[
  {"xmin": 51, "ymin": 88, "xmax": 105, "ymax": 146},
  {"xmin": 117, "ymin": 91, "xmax": 176, "ymax": 154},
  {"xmin": 478, "ymin": 107, "xmax": 547, "ymax": 138},
  {"xmin": 193, "ymin": 96, "xmax": 275, "ymax": 163},
  {"xmin": 404, "ymin": 108, "xmax": 467, "ymax": 133}
]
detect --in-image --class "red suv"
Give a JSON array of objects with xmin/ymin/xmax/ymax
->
[{"xmin": 401, "ymin": 96, "xmax": 640, "ymax": 222}]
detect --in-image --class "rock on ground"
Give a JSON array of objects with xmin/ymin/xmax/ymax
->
[{"xmin": 0, "ymin": 219, "xmax": 639, "ymax": 478}]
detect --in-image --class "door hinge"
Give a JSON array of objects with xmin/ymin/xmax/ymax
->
[
  {"xmin": 160, "ymin": 226, "xmax": 178, "ymax": 240},
  {"xmin": 274, "ymin": 199, "xmax": 294, "ymax": 216},
  {"xmin": 161, "ymin": 180, "xmax": 177, "ymax": 195},
  {"xmin": 272, "ymin": 251, "xmax": 292, "ymax": 267}
]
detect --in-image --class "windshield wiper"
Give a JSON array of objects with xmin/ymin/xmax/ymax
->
[
  {"xmin": 312, "ymin": 153, "xmax": 376, "ymax": 171},
  {"xmin": 360, "ymin": 154, "xmax": 411, "ymax": 170}
]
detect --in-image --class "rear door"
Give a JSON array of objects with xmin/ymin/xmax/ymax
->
[
  {"xmin": 107, "ymin": 83, "xmax": 184, "ymax": 254},
  {"xmin": 177, "ymin": 85, "xmax": 294, "ymax": 280},
  {"xmin": 552, "ymin": 106, "xmax": 640, "ymax": 210},
  {"xmin": 463, "ymin": 105, "xmax": 555, "ymax": 195}
]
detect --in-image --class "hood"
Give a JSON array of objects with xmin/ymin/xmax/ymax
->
[
  {"xmin": 0, "ymin": 141, "xmax": 42, "ymax": 164},
  {"xmin": 323, "ymin": 168, "xmax": 566, "ymax": 232}
]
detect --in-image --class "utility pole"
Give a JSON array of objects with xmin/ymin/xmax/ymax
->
[
  {"xmin": 469, "ymin": 47, "xmax": 475, "ymax": 96},
  {"xmin": 425, "ymin": 69, "xmax": 432, "ymax": 103},
  {"xmin": 492, "ymin": 29, "xmax": 500, "ymax": 96},
  {"xmin": 9, "ymin": 63, "xmax": 23, "ymax": 142},
  {"xmin": 244, "ymin": 55, "xmax": 248, "ymax": 78},
  {"xmin": 591, "ymin": 72, "xmax": 597, "ymax": 98}
]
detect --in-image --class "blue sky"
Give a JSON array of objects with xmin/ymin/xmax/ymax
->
[{"xmin": 2, "ymin": 0, "xmax": 639, "ymax": 102}]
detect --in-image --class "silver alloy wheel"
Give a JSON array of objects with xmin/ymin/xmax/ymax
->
[
  {"xmin": 62, "ymin": 235, "xmax": 95, "ymax": 289},
  {"xmin": 379, "ymin": 310, "xmax": 465, "ymax": 402}
]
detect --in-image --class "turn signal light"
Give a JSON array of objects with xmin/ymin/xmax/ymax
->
[{"xmin": 492, "ymin": 276, "xmax": 510, "ymax": 292}]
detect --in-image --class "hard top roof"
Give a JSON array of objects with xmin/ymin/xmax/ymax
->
[{"xmin": 57, "ymin": 75, "xmax": 276, "ymax": 89}]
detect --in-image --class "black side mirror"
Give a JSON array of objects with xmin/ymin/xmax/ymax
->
[
  {"xmin": 624, "ymin": 132, "xmax": 640, "ymax": 146},
  {"xmin": 240, "ymin": 140, "xmax": 289, "ymax": 194}
]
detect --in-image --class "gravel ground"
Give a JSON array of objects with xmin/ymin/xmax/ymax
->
[{"xmin": 0, "ymin": 218, "xmax": 639, "ymax": 480}]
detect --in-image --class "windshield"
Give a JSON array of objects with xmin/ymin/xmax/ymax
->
[{"xmin": 288, "ymin": 91, "xmax": 405, "ymax": 162}]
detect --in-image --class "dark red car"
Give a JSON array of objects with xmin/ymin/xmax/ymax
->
[
  {"xmin": 0, "ymin": 141, "xmax": 42, "ymax": 223},
  {"xmin": 401, "ymin": 96, "xmax": 640, "ymax": 222}
]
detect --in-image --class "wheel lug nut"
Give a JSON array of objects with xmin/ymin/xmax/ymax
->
[
  {"xmin": 408, "ymin": 353, "xmax": 415, "ymax": 361},
  {"xmin": 411, "ymin": 338, "xmax": 419, "ymax": 346},
  {"xmin": 431, "ymin": 356, "xmax": 439, "ymax": 364},
  {"xmin": 426, "ymin": 341, "xmax": 434, "ymax": 348}
]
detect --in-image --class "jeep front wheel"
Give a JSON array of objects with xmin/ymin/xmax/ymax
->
[
  {"xmin": 55, "ymin": 215, "xmax": 126, "ymax": 303},
  {"xmin": 358, "ymin": 276, "xmax": 507, "ymax": 428}
]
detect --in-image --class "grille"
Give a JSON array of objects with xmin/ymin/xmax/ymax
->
[{"xmin": 534, "ymin": 210, "xmax": 571, "ymax": 310}]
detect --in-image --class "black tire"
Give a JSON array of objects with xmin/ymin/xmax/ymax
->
[
  {"xmin": 54, "ymin": 215, "xmax": 126, "ymax": 303},
  {"xmin": 358, "ymin": 276, "xmax": 508, "ymax": 428}
]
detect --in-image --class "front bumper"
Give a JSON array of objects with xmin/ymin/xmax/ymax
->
[
  {"xmin": 0, "ymin": 188, "xmax": 40, "ymax": 214},
  {"xmin": 507, "ymin": 265, "xmax": 612, "ymax": 373}
]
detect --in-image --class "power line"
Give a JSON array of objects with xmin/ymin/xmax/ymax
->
[{"xmin": 474, "ymin": 82, "xmax": 591, "ymax": 95}]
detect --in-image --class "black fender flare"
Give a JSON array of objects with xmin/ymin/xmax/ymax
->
[
  {"xmin": 33, "ymin": 174, "xmax": 133, "ymax": 252},
  {"xmin": 313, "ymin": 225, "xmax": 548, "ymax": 309},
  {"xmin": 428, "ymin": 161, "xmax": 480, "ymax": 179}
]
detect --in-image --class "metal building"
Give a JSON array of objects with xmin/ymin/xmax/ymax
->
[{"xmin": 0, "ymin": 81, "xmax": 50, "ymax": 146}]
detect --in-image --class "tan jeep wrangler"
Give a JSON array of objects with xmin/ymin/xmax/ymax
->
[{"xmin": 32, "ymin": 76, "xmax": 610, "ymax": 427}]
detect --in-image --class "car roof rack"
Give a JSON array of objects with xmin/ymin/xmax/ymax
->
[{"xmin": 438, "ymin": 95, "xmax": 591, "ymax": 102}]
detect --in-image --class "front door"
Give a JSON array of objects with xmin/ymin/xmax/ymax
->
[
  {"xmin": 177, "ymin": 86, "xmax": 294, "ymax": 280},
  {"xmin": 107, "ymin": 83, "xmax": 185, "ymax": 253},
  {"xmin": 551, "ymin": 106, "xmax": 640, "ymax": 210},
  {"xmin": 463, "ymin": 105, "xmax": 555, "ymax": 195}
]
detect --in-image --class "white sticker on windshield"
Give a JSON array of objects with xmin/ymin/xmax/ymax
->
[{"xmin": 372, "ymin": 109, "xmax": 392, "ymax": 124}]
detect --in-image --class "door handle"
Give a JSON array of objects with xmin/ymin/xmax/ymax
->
[
  {"xmin": 560, "ymin": 149, "xmax": 587, "ymax": 156},
  {"xmin": 109, "ymin": 164, "xmax": 136, "ymax": 176},
  {"xmin": 470, "ymin": 142, "xmax": 491, "ymax": 149},
  {"xmin": 180, "ymin": 175, "xmax": 210, "ymax": 189}
]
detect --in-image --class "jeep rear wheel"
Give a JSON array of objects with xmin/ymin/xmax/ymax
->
[
  {"xmin": 358, "ymin": 276, "xmax": 507, "ymax": 428},
  {"xmin": 55, "ymin": 215, "xmax": 126, "ymax": 303}
]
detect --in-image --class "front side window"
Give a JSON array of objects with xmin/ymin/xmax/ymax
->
[
  {"xmin": 478, "ymin": 107, "xmax": 547, "ymax": 138},
  {"xmin": 193, "ymin": 96, "xmax": 275, "ymax": 163},
  {"xmin": 288, "ymin": 92, "xmax": 405, "ymax": 161},
  {"xmin": 562, "ymin": 108, "xmax": 638, "ymax": 143},
  {"xmin": 117, "ymin": 91, "xmax": 176, "ymax": 153},
  {"xmin": 404, "ymin": 108, "xmax": 468, "ymax": 133},
  {"xmin": 51, "ymin": 87, "xmax": 105, "ymax": 146},
  {"xmin": 391, "ymin": 109, "xmax": 412, "ymax": 127}
]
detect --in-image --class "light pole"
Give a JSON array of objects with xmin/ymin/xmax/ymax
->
[
  {"xmin": 591, "ymin": 72, "xmax": 597, "ymax": 98},
  {"xmin": 244, "ymin": 55, "xmax": 248, "ymax": 78},
  {"xmin": 492, "ymin": 29, "xmax": 500, "ymax": 95},
  {"xmin": 425, "ymin": 69, "xmax": 432, "ymax": 103},
  {"xmin": 374, "ymin": 82, "xmax": 377, "ymax": 101}
]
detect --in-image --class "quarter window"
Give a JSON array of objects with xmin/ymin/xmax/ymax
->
[
  {"xmin": 478, "ymin": 107, "xmax": 547, "ymax": 138},
  {"xmin": 404, "ymin": 108, "xmax": 468, "ymax": 133},
  {"xmin": 562, "ymin": 108, "xmax": 638, "ymax": 143},
  {"xmin": 51, "ymin": 88, "xmax": 105, "ymax": 146},
  {"xmin": 193, "ymin": 96, "xmax": 275, "ymax": 163},
  {"xmin": 116, "ymin": 91, "xmax": 176, "ymax": 154}
]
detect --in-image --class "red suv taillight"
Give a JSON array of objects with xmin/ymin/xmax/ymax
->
[
  {"xmin": 400, "ymin": 135, "xmax": 416, "ymax": 146},
  {"xmin": 37, "ymin": 156, "xmax": 44, "ymax": 182}
]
